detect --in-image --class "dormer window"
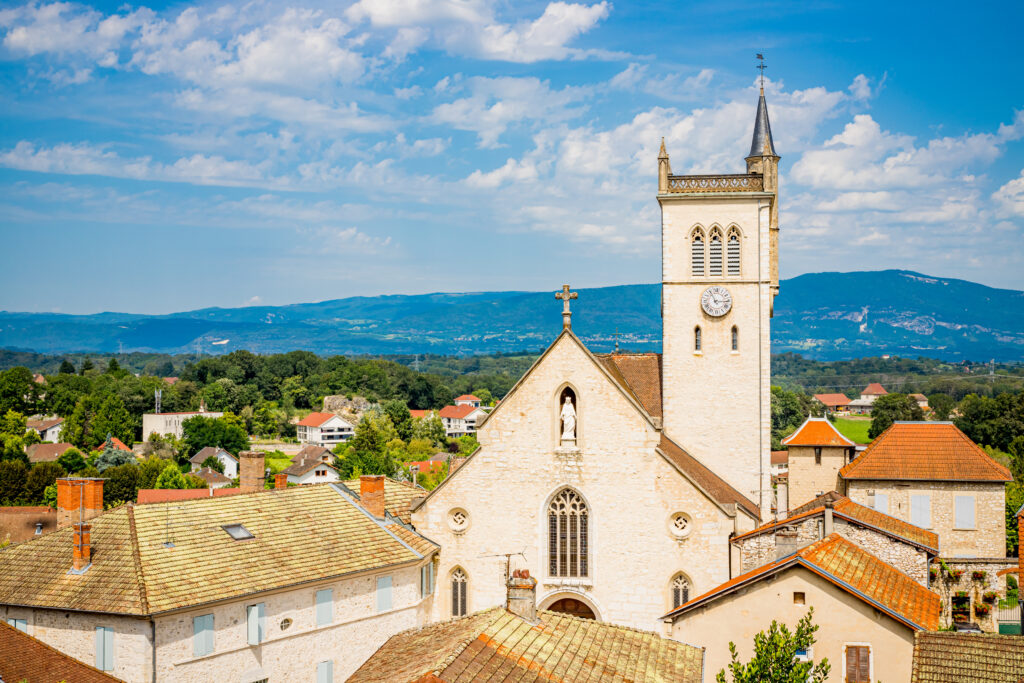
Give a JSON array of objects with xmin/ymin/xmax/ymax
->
[{"xmin": 222, "ymin": 524, "xmax": 254, "ymax": 541}]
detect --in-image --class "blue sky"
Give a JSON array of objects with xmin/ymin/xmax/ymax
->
[{"xmin": 1, "ymin": 0, "xmax": 1022, "ymax": 314}]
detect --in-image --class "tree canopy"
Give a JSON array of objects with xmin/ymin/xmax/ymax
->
[
  {"xmin": 717, "ymin": 608, "xmax": 830, "ymax": 683},
  {"xmin": 868, "ymin": 393, "xmax": 925, "ymax": 439}
]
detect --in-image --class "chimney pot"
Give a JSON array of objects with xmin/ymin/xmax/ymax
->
[
  {"xmin": 507, "ymin": 570, "xmax": 538, "ymax": 622},
  {"xmin": 57, "ymin": 478, "xmax": 104, "ymax": 529},
  {"xmin": 274, "ymin": 473, "xmax": 288, "ymax": 490},
  {"xmin": 239, "ymin": 452, "xmax": 266, "ymax": 493},
  {"xmin": 360, "ymin": 475, "xmax": 386, "ymax": 518}
]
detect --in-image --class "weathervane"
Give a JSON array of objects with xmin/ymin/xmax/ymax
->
[{"xmin": 756, "ymin": 53, "xmax": 767, "ymax": 92}]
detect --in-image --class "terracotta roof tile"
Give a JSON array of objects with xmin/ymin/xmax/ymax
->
[
  {"xmin": 195, "ymin": 467, "xmax": 231, "ymax": 485},
  {"xmin": 668, "ymin": 534, "xmax": 940, "ymax": 630},
  {"xmin": 409, "ymin": 409, "xmax": 433, "ymax": 419},
  {"xmin": 26, "ymin": 442, "xmax": 74, "ymax": 463},
  {"xmin": 189, "ymin": 446, "xmax": 238, "ymax": 464},
  {"xmin": 455, "ymin": 395, "xmax": 480, "ymax": 402},
  {"xmin": 862, "ymin": 383, "xmax": 888, "ymax": 395},
  {"xmin": 658, "ymin": 434, "xmax": 759, "ymax": 519},
  {"xmin": 813, "ymin": 393, "xmax": 851, "ymax": 407},
  {"xmin": 92, "ymin": 437, "xmax": 131, "ymax": 453},
  {"xmin": 0, "ymin": 619, "xmax": 124, "ymax": 683},
  {"xmin": 347, "ymin": 608, "xmax": 704, "ymax": 683},
  {"xmin": 911, "ymin": 632, "xmax": 1024, "ymax": 683},
  {"xmin": 594, "ymin": 353, "xmax": 662, "ymax": 417},
  {"xmin": 296, "ymin": 412, "xmax": 339, "ymax": 427},
  {"xmin": 782, "ymin": 416, "xmax": 854, "ymax": 447},
  {"xmin": 281, "ymin": 458, "xmax": 338, "ymax": 477},
  {"xmin": 439, "ymin": 405, "xmax": 478, "ymax": 419},
  {"xmin": 839, "ymin": 422, "xmax": 1012, "ymax": 482},
  {"xmin": 770, "ymin": 450, "xmax": 789, "ymax": 465}
]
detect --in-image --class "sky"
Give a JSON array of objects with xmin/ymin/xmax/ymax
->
[{"xmin": 0, "ymin": 0, "xmax": 1022, "ymax": 315}]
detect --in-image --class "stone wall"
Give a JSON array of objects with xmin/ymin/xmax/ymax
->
[
  {"xmin": 787, "ymin": 445, "xmax": 846, "ymax": 510},
  {"xmin": 846, "ymin": 480, "xmax": 1006, "ymax": 557},
  {"xmin": 930, "ymin": 557, "xmax": 1018, "ymax": 632}
]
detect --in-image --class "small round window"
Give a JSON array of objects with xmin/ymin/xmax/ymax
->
[
  {"xmin": 669, "ymin": 512, "xmax": 693, "ymax": 539},
  {"xmin": 448, "ymin": 508, "xmax": 469, "ymax": 533}
]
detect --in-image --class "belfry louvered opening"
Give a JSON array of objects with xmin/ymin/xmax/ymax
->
[
  {"xmin": 709, "ymin": 229, "xmax": 723, "ymax": 276},
  {"xmin": 691, "ymin": 230, "xmax": 705, "ymax": 276}
]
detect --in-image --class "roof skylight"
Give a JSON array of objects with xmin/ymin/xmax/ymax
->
[{"xmin": 222, "ymin": 524, "xmax": 255, "ymax": 540}]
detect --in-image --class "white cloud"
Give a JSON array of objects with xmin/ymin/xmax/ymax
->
[
  {"xmin": 384, "ymin": 26, "xmax": 428, "ymax": 61},
  {"xmin": 346, "ymin": 0, "xmax": 488, "ymax": 27},
  {"xmin": 993, "ymin": 169, "xmax": 1024, "ymax": 218}
]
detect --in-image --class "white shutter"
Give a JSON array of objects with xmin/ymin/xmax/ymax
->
[
  {"xmin": 193, "ymin": 615, "xmax": 214, "ymax": 657},
  {"xmin": 317, "ymin": 660, "xmax": 334, "ymax": 683},
  {"xmin": 874, "ymin": 493, "xmax": 889, "ymax": 514},
  {"xmin": 910, "ymin": 495, "xmax": 931, "ymax": 528},
  {"xmin": 316, "ymin": 589, "xmax": 333, "ymax": 626},
  {"xmin": 377, "ymin": 576, "xmax": 392, "ymax": 612},
  {"xmin": 95, "ymin": 626, "xmax": 113, "ymax": 671},
  {"xmin": 247, "ymin": 604, "xmax": 265, "ymax": 645},
  {"xmin": 955, "ymin": 496, "xmax": 975, "ymax": 529}
]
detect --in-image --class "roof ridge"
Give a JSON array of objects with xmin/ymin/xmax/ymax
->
[{"xmin": 126, "ymin": 503, "xmax": 151, "ymax": 616}]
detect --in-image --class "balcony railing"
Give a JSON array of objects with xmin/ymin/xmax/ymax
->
[{"xmin": 666, "ymin": 174, "xmax": 763, "ymax": 193}]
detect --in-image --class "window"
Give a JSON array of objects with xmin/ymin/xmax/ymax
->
[
  {"xmin": 451, "ymin": 568, "xmax": 467, "ymax": 617},
  {"xmin": 814, "ymin": 448, "xmax": 822, "ymax": 465},
  {"xmin": 727, "ymin": 230, "xmax": 740, "ymax": 276},
  {"xmin": 708, "ymin": 230, "xmax": 722, "ymax": 276},
  {"xmin": 316, "ymin": 588, "xmax": 333, "ymax": 627},
  {"xmin": 222, "ymin": 524, "xmax": 254, "ymax": 541},
  {"xmin": 694, "ymin": 327, "xmax": 702, "ymax": 352},
  {"xmin": 873, "ymin": 492, "xmax": 889, "ymax": 514},
  {"xmin": 6, "ymin": 618, "xmax": 26, "ymax": 632},
  {"xmin": 548, "ymin": 488, "xmax": 589, "ymax": 578},
  {"xmin": 246, "ymin": 603, "xmax": 265, "ymax": 645},
  {"xmin": 793, "ymin": 592, "xmax": 805, "ymax": 605},
  {"xmin": 669, "ymin": 512, "xmax": 692, "ymax": 539},
  {"xmin": 845, "ymin": 645, "xmax": 871, "ymax": 683},
  {"xmin": 420, "ymin": 562, "xmax": 435, "ymax": 599},
  {"xmin": 376, "ymin": 576, "xmax": 392, "ymax": 612},
  {"xmin": 316, "ymin": 660, "xmax": 334, "ymax": 683},
  {"xmin": 193, "ymin": 614, "xmax": 214, "ymax": 657},
  {"xmin": 95, "ymin": 626, "xmax": 114, "ymax": 671},
  {"xmin": 671, "ymin": 575, "xmax": 690, "ymax": 609},
  {"xmin": 910, "ymin": 494, "xmax": 931, "ymax": 528},
  {"xmin": 691, "ymin": 230, "xmax": 705, "ymax": 276},
  {"xmin": 731, "ymin": 326, "xmax": 738, "ymax": 351},
  {"xmin": 955, "ymin": 495, "xmax": 975, "ymax": 529}
]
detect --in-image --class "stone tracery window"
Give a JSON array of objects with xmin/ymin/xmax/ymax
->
[
  {"xmin": 451, "ymin": 568, "xmax": 467, "ymax": 617},
  {"xmin": 691, "ymin": 229, "xmax": 705, "ymax": 277},
  {"xmin": 671, "ymin": 574, "xmax": 691, "ymax": 609},
  {"xmin": 548, "ymin": 488, "xmax": 589, "ymax": 578},
  {"xmin": 708, "ymin": 228, "xmax": 723, "ymax": 276},
  {"xmin": 727, "ymin": 228, "xmax": 740, "ymax": 276}
]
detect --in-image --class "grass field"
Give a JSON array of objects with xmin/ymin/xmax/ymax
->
[
  {"xmin": 262, "ymin": 451, "xmax": 294, "ymax": 474},
  {"xmin": 831, "ymin": 417, "xmax": 872, "ymax": 444}
]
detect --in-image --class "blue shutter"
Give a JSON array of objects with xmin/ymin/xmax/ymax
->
[
  {"xmin": 316, "ymin": 589, "xmax": 333, "ymax": 626},
  {"xmin": 376, "ymin": 576, "xmax": 392, "ymax": 612},
  {"xmin": 96, "ymin": 626, "xmax": 104, "ymax": 669},
  {"xmin": 317, "ymin": 660, "xmax": 334, "ymax": 683},
  {"xmin": 193, "ymin": 614, "xmax": 214, "ymax": 657},
  {"xmin": 247, "ymin": 604, "xmax": 265, "ymax": 645},
  {"xmin": 874, "ymin": 493, "xmax": 889, "ymax": 514},
  {"xmin": 910, "ymin": 495, "xmax": 931, "ymax": 528},
  {"xmin": 955, "ymin": 496, "xmax": 975, "ymax": 529},
  {"xmin": 95, "ymin": 626, "xmax": 113, "ymax": 671}
]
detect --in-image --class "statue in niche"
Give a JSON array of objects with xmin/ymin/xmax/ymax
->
[{"xmin": 560, "ymin": 393, "xmax": 577, "ymax": 444}]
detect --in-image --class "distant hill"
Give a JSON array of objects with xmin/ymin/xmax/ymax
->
[{"xmin": 0, "ymin": 270, "xmax": 1020, "ymax": 361}]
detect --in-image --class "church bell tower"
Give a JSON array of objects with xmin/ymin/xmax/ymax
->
[{"xmin": 657, "ymin": 85, "xmax": 779, "ymax": 513}]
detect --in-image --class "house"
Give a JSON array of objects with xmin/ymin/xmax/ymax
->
[
  {"xmin": 848, "ymin": 383, "xmax": 888, "ymax": 415},
  {"xmin": 0, "ymin": 506, "xmax": 57, "ymax": 543},
  {"xmin": 454, "ymin": 394, "xmax": 481, "ymax": 407},
  {"xmin": 731, "ymin": 491, "xmax": 939, "ymax": 584},
  {"xmin": 26, "ymin": 416, "xmax": 63, "ymax": 442},
  {"xmin": 188, "ymin": 446, "xmax": 239, "ymax": 478},
  {"xmin": 910, "ymin": 632, "xmax": 1024, "ymax": 683},
  {"xmin": 141, "ymin": 405, "xmax": 224, "ymax": 440},
  {"xmin": 909, "ymin": 393, "xmax": 930, "ymax": 411},
  {"xmin": 0, "ymin": 619, "xmax": 123, "ymax": 683},
  {"xmin": 665, "ymin": 534, "xmax": 940, "ymax": 682},
  {"xmin": 782, "ymin": 416, "xmax": 856, "ymax": 508},
  {"xmin": 280, "ymin": 455, "xmax": 340, "ymax": 485},
  {"xmin": 0, "ymin": 469, "xmax": 438, "ymax": 682},
  {"xmin": 26, "ymin": 442, "xmax": 74, "ymax": 464},
  {"xmin": 93, "ymin": 436, "xmax": 132, "ymax": 454},
  {"xmin": 296, "ymin": 412, "xmax": 354, "ymax": 447},
  {"xmin": 194, "ymin": 467, "xmax": 232, "ymax": 489},
  {"xmin": 437, "ymin": 404, "xmax": 487, "ymax": 437},
  {"xmin": 295, "ymin": 444, "xmax": 333, "ymax": 463},
  {"xmin": 408, "ymin": 409, "xmax": 436, "ymax": 419},
  {"xmin": 770, "ymin": 449, "xmax": 788, "ymax": 475},
  {"xmin": 349, "ymin": 574, "xmax": 704, "ymax": 683},
  {"xmin": 813, "ymin": 393, "xmax": 851, "ymax": 414},
  {"xmin": 405, "ymin": 459, "xmax": 446, "ymax": 477},
  {"xmin": 838, "ymin": 422, "xmax": 1012, "ymax": 557}
]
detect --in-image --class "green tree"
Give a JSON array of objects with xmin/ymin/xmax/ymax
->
[
  {"xmin": 91, "ymin": 395, "xmax": 135, "ymax": 447},
  {"xmin": 24, "ymin": 462, "xmax": 65, "ymax": 504},
  {"xmin": 62, "ymin": 395, "xmax": 100, "ymax": 449},
  {"xmin": 95, "ymin": 442, "xmax": 136, "ymax": 472},
  {"xmin": 412, "ymin": 413, "xmax": 446, "ymax": 446},
  {"xmin": 43, "ymin": 483, "xmax": 58, "ymax": 508},
  {"xmin": 184, "ymin": 474, "xmax": 207, "ymax": 489},
  {"xmin": 1008, "ymin": 436, "xmax": 1024, "ymax": 484},
  {"xmin": 58, "ymin": 359, "xmax": 75, "ymax": 374},
  {"xmin": 251, "ymin": 403, "xmax": 278, "ymax": 437},
  {"xmin": 56, "ymin": 447, "xmax": 86, "ymax": 474},
  {"xmin": 0, "ymin": 410, "xmax": 29, "ymax": 462},
  {"xmin": 869, "ymin": 393, "xmax": 925, "ymax": 439},
  {"xmin": 79, "ymin": 358, "xmax": 94, "ymax": 375},
  {"xmin": 716, "ymin": 608, "xmax": 830, "ymax": 683},
  {"xmin": 1007, "ymin": 482, "xmax": 1024, "ymax": 556},
  {"xmin": 383, "ymin": 400, "xmax": 413, "ymax": 441},
  {"xmin": 104, "ymin": 463, "xmax": 141, "ymax": 506},
  {"xmin": 154, "ymin": 463, "xmax": 187, "ymax": 489},
  {"xmin": 181, "ymin": 415, "xmax": 249, "ymax": 460},
  {"xmin": 201, "ymin": 455, "xmax": 225, "ymax": 474},
  {"xmin": 0, "ymin": 460, "xmax": 29, "ymax": 504},
  {"xmin": 335, "ymin": 410, "xmax": 399, "ymax": 477},
  {"xmin": 106, "ymin": 358, "xmax": 121, "ymax": 374},
  {"xmin": 770, "ymin": 387, "xmax": 820, "ymax": 450},
  {"xmin": 927, "ymin": 393, "xmax": 955, "ymax": 421},
  {"xmin": 0, "ymin": 367, "xmax": 40, "ymax": 415},
  {"xmin": 138, "ymin": 457, "xmax": 168, "ymax": 489}
]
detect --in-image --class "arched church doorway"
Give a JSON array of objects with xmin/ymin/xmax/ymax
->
[{"xmin": 546, "ymin": 597, "xmax": 596, "ymax": 620}]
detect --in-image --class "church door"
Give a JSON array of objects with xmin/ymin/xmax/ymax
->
[{"xmin": 547, "ymin": 597, "xmax": 596, "ymax": 620}]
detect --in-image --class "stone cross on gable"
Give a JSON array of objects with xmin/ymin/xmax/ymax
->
[{"xmin": 555, "ymin": 284, "xmax": 577, "ymax": 330}]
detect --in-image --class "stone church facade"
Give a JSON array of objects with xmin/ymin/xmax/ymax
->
[{"xmin": 410, "ymin": 89, "xmax": 781, "ymax": 632}]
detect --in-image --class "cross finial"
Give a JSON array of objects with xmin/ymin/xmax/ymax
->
[
  {"xmin": 612, "ymin": 327, "xmax": 623, "ymax": 353},
  {"xmin": 756, "ymin": 53, "xmax": 766, "ymax": 93},
  {"xmin": 554, "ymin": 284, "xmax": 578, "ymax": 330}
]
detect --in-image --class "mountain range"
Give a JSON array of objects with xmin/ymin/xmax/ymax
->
[{"xmin": 0, "ymin": 270, "xmax": 1021, "ymax": 361}]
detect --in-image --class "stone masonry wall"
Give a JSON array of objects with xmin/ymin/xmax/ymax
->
[
  {"xmin": 930, "ymin": 558, "xmax": 1017, "ymax": 632},
  {"xmin": 787, "ymin": 445, "xmax": 845, "ymax": 510}
]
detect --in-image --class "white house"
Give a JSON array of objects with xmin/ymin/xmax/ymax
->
[
  {"xmin": 296, "ymin": 412, "xmax": 354, "ymax": 447},
  {"xmin": 454, "ymin": 394, "xmax": 482, "ymax": 407},
  {"xmin": 142, "ymin": 405, "xmax": 224, "ymax": 440},
  {"xmin": 848, "ymin": 383, "xmax": 888, "ymax": 415},
  {"xmin": 26, "ymin": 417, "xmax": 63, "ymax": 443},
  {"xmin": 438, "ymin": 405, "xmax": 487, "ymax": 437},
  {"xmin": 281, "ymin": 457, "xmax": 341, "ymax": 485},
  {"xmin": 188, "ymin": 447, "xmax": 239, "ymax": 479}
]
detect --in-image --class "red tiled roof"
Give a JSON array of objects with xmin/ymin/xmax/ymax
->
[
  {"xmin": 281, "ymin": 458, "xmax": 338, "ymax": 477},
  {"xmin": 594, "ymin": 353, "xmax": 662, "ymax": 418},
  {"xmin": 439, "ymin": 405, "xmax": 478, "ymax": 419},
  {"xmin": 296, "ymin": 412, "xmax": 338, "ymax": 427},
  {"xmin": 770, "ymin": 450, "xmax": 788, "ymax": 465},
  {"xmin": 455, "ymin": 394, "xmax": 480, "ymax": 402},
  {"xmin": 409, "ymin": 409, "xmax": 433, "ymax": 419},
  {"xmin": 839, "ymin": 422, "xmax": 1012, "ymax": 482},
  {"xmin": 667, "ymin": 534, "xmax": 940, "ymax": 630},
  {"xmin": 0, "ymin": 619, "xmax": 124, "ymax": 682},
  {"xmin": 195, "ymin": 467, "xmax": 232, "ymax": 485},
  {"xmin": 137, "ymin": 488, "xmax": 244, "ymax": 504},
  {"xmin": 406, "ymin": 460, "xmax": 446, "ymax": 473},
  {"xmin": 658, "ymin": 435, "xmax": 759, "ymax": 519},
  {"xmin": 93, "ymin": 437, "xmax": 131, "ymax": 453},
  {"xmin": 814, "ymin": 393, "xmax": 851, "ymax": 407},
  {"xmin": 862, "ymin": 382, "xmax": 888, "ymax": 395},
  {"xmin": 781, "ymin": 416, "xmax": 854, "ymax": 447},
  {"xmin": 26, "ymin": 442, "xmax": 74, "ymax": 463}
]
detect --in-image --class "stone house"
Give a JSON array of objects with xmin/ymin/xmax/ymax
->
[
  {"xmin": 782, "ymin": 415, "xmax": 856, "ymax": 509},
  {"xmin": 839, "ymin": 422, "xmax": 1012, "ymax": 557},
  {"xmin": 847, "ymin": 382, "xmax": 888, "ymax": 414},
  {"xmin": 0, "ymin": 474, "xmax": 438, "ymax": 682},
  {"xmin": 666, "ymin": 534, "xmax": 940, "ymax": 682},
  {"xmin": 188, "ymin": 446, "xmax": 239, "ymax": 478},
  {"xmin": 731, "ymin": 491, "xmax": 939, "ymax": 584}
]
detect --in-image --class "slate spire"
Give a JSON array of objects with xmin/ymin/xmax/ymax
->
[{"xmin": 748, "ymin": 89, "xmax": 777, "ymax": 158}]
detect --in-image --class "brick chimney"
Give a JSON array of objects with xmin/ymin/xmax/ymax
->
[
  {"xmin": 239, "ymin": 451, "xmax": 265, "ymax": 493},
  {"xmin": 507, "ymin": 569, "xmax": 538, "ymax": 622},
  {"xmin": 823, "ymin": 499, "xmax": 834, "ymax": 537},
  {"xmin": 360, "ymin": 475, "xmax": 386, "ymax": 518},
  {"xmin": 274, "ymin": 473, "xmax": 288, "ymax": 490},
  {"xmin": 72, "ymin": 523, "xmax": 91, "ymax": 572},
  {"xmin": 57, "ymin": 478, "xmax": 104, "ymax": 529}
]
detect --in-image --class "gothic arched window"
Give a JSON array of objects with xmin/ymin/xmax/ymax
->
[
  {"xmin": 709, "ymin": 229, "xmax": 723, "ymax": 276},
  {"xmin": 691, "ymin": 230, "xmax": 705, "ymax": 277},
  {"xmin": 727, "ymin": 229, "xmax": 740, "ymax": 276},
  {"xmin": 671, "ymin": 574, "xmax": 691, "ymax": 609},
  {"xmin": 731, "ymin": 326, "xmax": 738, "ymax": 351},
  {"xmin": 548, "ymin": 488, "xmax": 589, "ymax": 577},
  {"xmin": 451, "ymin": 568, "xmax": 467, "ymax": 617},
  {"xmin": 694, "ymin": 326, "xmax": 702, "ymax": 352}
]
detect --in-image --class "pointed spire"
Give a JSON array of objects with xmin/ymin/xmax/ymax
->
[
  {"xmin": 748, "ymin": 90, "xmax": 777, "ymax": 158},
  {"xmin": 658, "ymin": 137, "xmax": 668, "ymax": 160}
]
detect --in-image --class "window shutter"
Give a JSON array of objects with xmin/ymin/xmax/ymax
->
[
  {"xmin": 691, "ymin": 236, "xmax": 704, "ymax": 276},
  {"xmin": 317, "ymin": 660, "xmax": 334, "ymax": 683},
  {"xmin": 845, "ymin": 645, "xmax": 870, "ymax": 682},
  {"xmin": 316, "ymin": 589, "xmax": 333, "ymax": 626},
  {"xmin": 910, "ymin": 495, "xmax": 931, "ymax": 528},
  {"xmin": 103, "ymin": 627, "xmax": 113, "ymax": 671},
  {"xmin": 955, "ymin": 496, "xmax": 975, "ymax": 529},
  {"xmin": 247, "ymin": 604, "xmax": 264, "ymax": 645},
  {"xmin": 874, "ymin": 493, "xmax": 889, "ymax": 514},
  {"xmin": 376, "ymin": 576, "xmax": 392, "ymax": 612},
  {"xmin": 95, "ymin": 626, "xmax": 105, "ymax": 669},
  {"xmin": 193, "ymin": 615, "xmax": 214, "ymax": 657},
  {"xmin": 727, "ymin": 234, "xmax": 740, "ymax": 275}
]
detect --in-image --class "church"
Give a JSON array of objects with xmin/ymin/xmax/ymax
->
[{"xmin": 410, "ymin": 87, "xmax": 781, "ymax": 631}]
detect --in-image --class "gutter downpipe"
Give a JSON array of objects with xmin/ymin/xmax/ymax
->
[{"xmin": 151, "ymin": 618, "xmax": 157, "ymax": 682}]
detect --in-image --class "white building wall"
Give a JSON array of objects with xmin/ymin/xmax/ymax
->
[{"xmin": 292, "ymin": 465, "xmax": 341, "ymax": 485}]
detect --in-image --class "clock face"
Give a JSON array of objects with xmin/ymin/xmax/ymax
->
[{"xmin": 701, "ymin": 286, "xmax": 732, "ymax": 317}]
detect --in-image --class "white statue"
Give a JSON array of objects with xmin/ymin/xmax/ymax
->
[{"xmin": 560, "ymin": 395, "xmax": 576, "ymax": 442}]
